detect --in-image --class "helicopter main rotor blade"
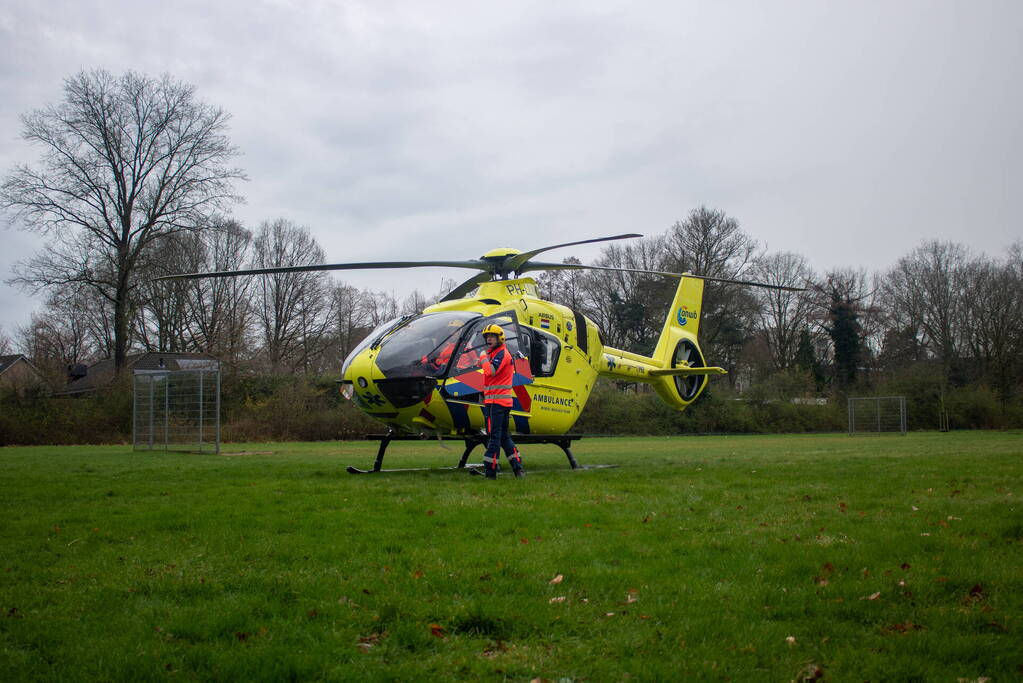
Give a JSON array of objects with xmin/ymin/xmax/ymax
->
[
  {"xmin": 520, "ymin": 261, "xmax": 807, "ymax": 292},
  {"xmin": 503, "ymin": 233, "xmax": 642, "ymax": 274},
  {"xmin": 155, "ymin": 260, "xmax": 492, "ymax": 282},
  {"xmin": 439, "ymin": 272, "xmax": 494, "ymax": 302},
  {"xmin": 680, "ymin": 273, "xmax": 808, "ymax": 292}
]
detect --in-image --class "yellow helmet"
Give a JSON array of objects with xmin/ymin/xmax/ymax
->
[{"xmin": 481, "ymin": 324, "xmax": 505, "ymax": 342}]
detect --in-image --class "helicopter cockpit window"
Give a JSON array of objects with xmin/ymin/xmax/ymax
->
[
  {"xmin": 452, "ymin": 313, "xmax": 523, "ymax": 370},
  {"xmin": 375, "ymin": 312, "xmax": 482, "ymax": 378},
  {"xmin": 529, "ymin": 328, "xmax": 561, "ymax": 377},
  {"xmin": 341, "ymin": 316, "xmax": 402, "ymax": 377}
]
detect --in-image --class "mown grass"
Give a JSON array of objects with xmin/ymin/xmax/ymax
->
[{"xmin": 1, "ymin": 432, "xmax": 1020, "ymax": 681}]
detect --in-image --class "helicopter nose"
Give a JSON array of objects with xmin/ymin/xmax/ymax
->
[{"xmin": 373, "ymin": 377, "xmax": 437, "ymax": 408}]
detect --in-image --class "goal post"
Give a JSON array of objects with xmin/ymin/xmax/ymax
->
[
  {"xmin": 848, "ymin": 396, "xmax": 907, "ymax": 436},
  {"xmin": 133, "ymin": 362, "xmax": 221, "ymax": 453}
]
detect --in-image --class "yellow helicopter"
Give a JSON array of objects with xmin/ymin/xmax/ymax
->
[{"xmin": 161, "ymin": 234, "xmax": 802, "ymax": 472}]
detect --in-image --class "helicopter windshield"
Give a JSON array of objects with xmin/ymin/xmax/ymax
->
[
  {"xmin": 341, "ymin": 316, "xmax": 403, "ymax": 377},
  {"xmin": 375, "ymin": 311, "xmax": 482, "ymax": 378}
]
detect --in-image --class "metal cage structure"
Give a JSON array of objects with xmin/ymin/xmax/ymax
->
[
  {"xmin": 847, "ymin": 396, "xmax": 907, "ymax": 436},
  {"xmin": 133, "ymin": 361, "xmax": 221, "ymax": 453}
]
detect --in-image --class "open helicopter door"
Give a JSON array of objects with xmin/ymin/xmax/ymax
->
[{"xmin": 441, "ymin": 312, "xmax": 534, "ymax": 415}]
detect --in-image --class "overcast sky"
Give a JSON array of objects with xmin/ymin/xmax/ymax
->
[{"xmin": 1, "ymin": 0, "xmax": 1021, "ymax": 337}]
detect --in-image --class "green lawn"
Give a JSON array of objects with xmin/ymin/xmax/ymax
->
[{"xmin": 1, "ymin": 432, "xmax": 1020, "ymax": 681}]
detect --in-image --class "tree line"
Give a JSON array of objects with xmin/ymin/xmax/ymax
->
[
  {"xmin": 2, "ymin": 69, "xmax": 1022, "ymax": 439},
  {"xmin": 540, "ymin": 209, "xmax": 1023, "ymax": 405}
]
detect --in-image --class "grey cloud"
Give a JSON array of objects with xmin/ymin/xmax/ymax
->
[{"xmin": 2, "ymin": 0, "xmax": 1021, "ymax": 331}]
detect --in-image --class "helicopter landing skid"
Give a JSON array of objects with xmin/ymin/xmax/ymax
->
[{"xmin": 348, "ymin": 432, "xmax": 606, "ymax": 474}]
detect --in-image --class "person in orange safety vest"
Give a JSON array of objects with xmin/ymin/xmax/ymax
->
[
  {"xmin": 479, "ymin": 324, "xmax": 525, "ymax": 479},
  {"xmin": 422, "ymin": 341, "xmax": 455, "ymax": 371}
]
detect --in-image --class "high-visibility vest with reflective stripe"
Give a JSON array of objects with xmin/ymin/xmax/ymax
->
[{"xmin": 481, "ymin": 345, "xmax": 514, "ymax": 407}]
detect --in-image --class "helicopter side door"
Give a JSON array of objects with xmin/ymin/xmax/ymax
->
[{"xmin": 441, "ymin": 312, "xmax": 533, "ymax": 410}]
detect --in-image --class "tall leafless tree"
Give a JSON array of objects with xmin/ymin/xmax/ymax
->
[
  {"xmin": 581, "ymin": 236, "xmax": 669, "ymax": 353},
  {"xmin": 880, "ymin": 241, "xmax": 974, "ymax": 379},
  {"xmin": 250, "ymin": 219, "xmax": 333, "ymax": 373},
  {"xmin": 748, "ymin": 251, "xmax": 815, "ymax": 370},
  {"xmin": 961, "ymin": 255, "xmax": 1023, "ymax": 398},
  {"xmin": 134, "ymin": 231, "xmax": 204, "ymax": 352},
  {"xmin": 400, "ymin": 289, "xmax": 430, "ymax": 316},
  {"xmin": 1, "ymin": 69, "xmax": 245, "ymax": 371},
  {"xmin": 535, "ymin": 256, "xmax": 587, "ymax": 312},
  {"xmin": 181, "ymin": 220, "xmax": 253, "ymax": 363},
  {"xmin": 16, "ymin": 289, "xmax": 95, "ymax": 383},
  {"xmin": 332, "ymin": 283, "xmax": 374, "ymax": 363},
  {"xmin": 661, "ymin": 207, "xmax": 761, "ymax": 375},
  {"xmin": 362, "ymin": 290, "xmax": 400, "ymax": 327},
  {"xmin": 0, "ymin": 325, "xmax": 13, "ymax": 355}
]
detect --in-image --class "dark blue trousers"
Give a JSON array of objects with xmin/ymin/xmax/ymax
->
[{"xmin": 484, "ymin": 403, "xmax": 522, "ymax": 477}]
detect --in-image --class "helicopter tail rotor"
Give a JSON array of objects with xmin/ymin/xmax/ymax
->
[{"xmin": 650, "ymin": 276, "xmax": 722, "ymax": 409}]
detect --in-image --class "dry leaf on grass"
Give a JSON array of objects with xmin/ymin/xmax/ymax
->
[
  {"xmin": 796, "ymin": 663, "xmax": 824, "ymax": 681},
  {"xmin": 357, "ymin": 631, "xmax": 386, "ymax": 651},
  {"xmin": 549, "ymin": 574, "xmax": 564, "ymax": 585},
  {"xmin": 885, "ymin": 621, "xmax": 924, "ymax": 633}
]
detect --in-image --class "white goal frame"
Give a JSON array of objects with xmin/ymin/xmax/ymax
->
[
  {"xmin": 133, "ymin": 365, "xmax": 221, "ymax": 453},
  {"xmin": 847, "ymin": 396, "xmax": 907, "ymax": 436}
]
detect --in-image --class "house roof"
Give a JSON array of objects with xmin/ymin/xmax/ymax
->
[
  {"xmin": 131, "ymin": 352, "xmax": 219, "ymax": 371},
  {"xmin": 55, "ymin": 352, "xmax": 218, "ymax": 396},
  {"xmin": 0, "ymin": 354, "xmax": 43, "ymax": 378},
  {"xmin": 0, "ymin": 355, "xmax": 23, "ymax": 375}
]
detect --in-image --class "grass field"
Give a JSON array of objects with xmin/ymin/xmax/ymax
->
[{"xmin": 1, "ymin": 432, "xmax": 1020, "ymax": 681}]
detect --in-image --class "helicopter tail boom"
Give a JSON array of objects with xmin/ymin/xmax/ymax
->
[{"xmin": 596, "ymin": 276, "xmax": 719, "ymax": 411}]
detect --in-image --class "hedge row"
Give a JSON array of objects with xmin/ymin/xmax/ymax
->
[{"xmin": 2, "ymin": 375, "xmax": 1021, "ymax": 446}]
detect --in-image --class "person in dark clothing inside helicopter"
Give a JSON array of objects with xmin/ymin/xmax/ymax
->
[{"xmin": 479, "ymin": 324, "xmax": 525, "ymax": 479}]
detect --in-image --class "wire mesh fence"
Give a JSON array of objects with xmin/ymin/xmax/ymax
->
[
  {"xmin": 133, "ymin": 364, "xmax": 220, "ymax": 453},
  {"xmin": 848, "ymin": 396, "xmax": 907, "ymax": 436}
]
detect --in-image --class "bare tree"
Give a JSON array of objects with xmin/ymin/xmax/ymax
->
[
  {"xmin": 0, "ymin": 325, "xmax": 12, "ymax": 355},
  {"xmin": 131, "ymin": 220, "xmax": 254, "ymax": 358},
  {"xmin": 581, "ymin": 236, "xmax": 669, "ymax": 353},
  {"xmin": 1008, "ymin": 241, "xmax": 1023, "ymax": 278},
  {"xmin": 250, "ymin": 219, "xmax": 333, "ymax": 373},
  {"xmin": 880, "ymin": 241, "xmax": 974, "ymax": 377},
  {"xmin": 535, "ymin": 256, "xmax": 587, "ymax": 311},
  {"xmin": 332, "ymin": 283, "xmax": 374, "ymax": 362},
  {"xmin": 16, "ymin": 289, "xmax": 95, "ymax": 383},
  {"xmin": 181, "ymin": 220, "xmax": 253, "ymax": 362},
  {"xmin": 134, "ymin": 231, "xmax": 203, "ymax": 352},
  {"xmin": 961, "ymin": 255, "xmax": 1023, "ymax": 398},
  {"xmin": 662, "ymin": 207, "xmax": 762, "ymax": 374},
  {"xmin": 400, "ymin": 289, "xmax": 430, "ymax": 316},
  {"xmin": 749, "ymin": 251, "xmax": 815, "ymax": 370},
  {"xmin": 1, "ymin": 69, "xmax": 245, "ymax": 371},
  {"xmin": 363, "ymin": 290, "xmax": 400, "ymax": 327}
]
